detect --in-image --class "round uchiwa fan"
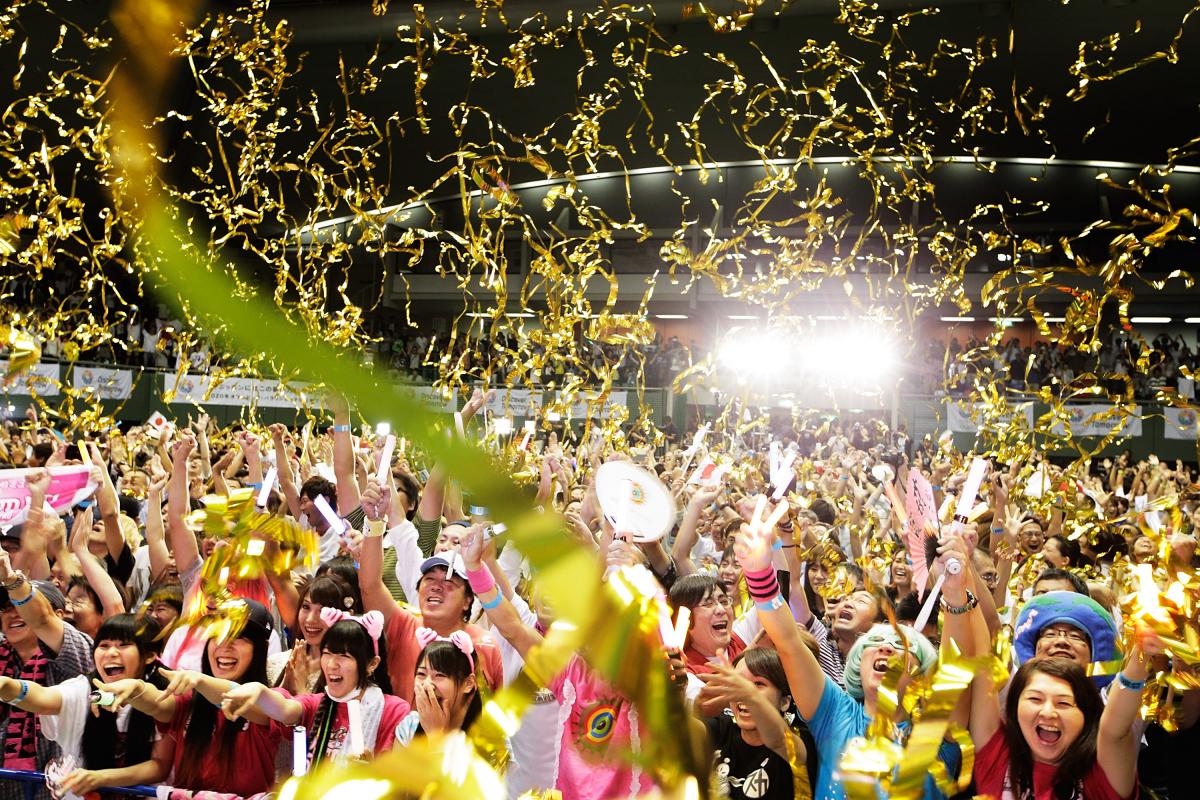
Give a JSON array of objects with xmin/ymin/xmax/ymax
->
[{"xmin": 594, "ymin": 460, "xmax": 677, "ymax": 543}]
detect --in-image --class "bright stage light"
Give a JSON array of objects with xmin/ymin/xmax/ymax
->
[{"xmin": 717, "ymin": 324, "xmax": 897, "ymax": 388}]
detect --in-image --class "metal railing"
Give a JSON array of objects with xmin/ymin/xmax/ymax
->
[{"xmin": 0, "ymin": 768, "xmax": 156, "ymax": 799}]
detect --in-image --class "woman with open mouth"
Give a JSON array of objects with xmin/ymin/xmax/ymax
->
[
  {"xmin": 221, "ymin": 612, "xmax": 409, "ymax": 765},
  {"xmin": 392, "ymin": 628, "xmax": 483, "ymax": 744},
  {"xmin": 91, "ymin": 599, "xmax": 287, "ymax": 797},
  {"xmin": 266, "ymin": 574, "xmax": 360, "ymax": 694},
  {"xmin": 696, "ymin": 647, "xmax": 818, "ymax": 799},
  {"xmin": 0, "ymin": 614, "xmax": 170, "ymax": 796},
  {"xmin": 963, "ymin": 594, "xmax": 1159, "ymax": 799}
]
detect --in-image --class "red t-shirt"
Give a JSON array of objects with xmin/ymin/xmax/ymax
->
[
  {"xmin": 295, "ymin": 691, "xmax": 411, "ymax": 757},
  {"xmin": 974, "ymin": 725, "xmax": 1135, "ymax": 800},
  {"xmin": 160, "ymin": 689, "xmax": 289, "ymax": 796},
  {"xmin": 683, "ymin": 632, "xmax": 746, "ymax": 677},
  {"xmin": 383, "ymin": 610, "xmax": 504, "ymax": 704}
]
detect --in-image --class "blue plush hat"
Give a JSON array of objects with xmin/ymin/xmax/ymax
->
[
  {"xmin": 844, "ymin": 623, "xmax": 938, "ymax": 700},
  {"xmin": 1013, "ymin": 591, "xmax": 1119, "ymax": 685}
]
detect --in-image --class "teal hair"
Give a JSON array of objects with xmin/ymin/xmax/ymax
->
[{"xmin": 844, "ymin": 623, "xmax": 937, "ymax": 700}]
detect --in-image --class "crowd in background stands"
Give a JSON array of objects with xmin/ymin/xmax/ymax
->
[
  {"xmin": 0, "ymin": 394, "xmax": 1193, "ymax": 800},
  {"xmin": 369, "ymin": 322, "xmax": 699, "ymax": 387},
  {"xmin": 930, "ymin": 330, "xmax": 1200, "ymax": 399}
]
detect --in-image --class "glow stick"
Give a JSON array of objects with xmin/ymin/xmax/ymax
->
[
  {"xmin": 346, "ymin": 697, "xmax": 365, "ymax": 757},
  {"xmin": 454, "ymin": 411, "xmax": 465, "ymax": 439},
  {"xmin": 312, "ymin": 494, "xmax": 346, "ymax": 536},
  {"xmin": 78, "ymin": 442, "xmax": 91, "ymax": 465},
  {"xmin": 256, "ymin": 466, "xmax": 276, "ymax": 509},
  {"xmin": 517, "ymin": 428, "xmax": 533, "ymax": 451},
  {"xmin": 375, "ymin": 434, "xmax": 395, "ymax": 481},
  {"xmin": 913, "ymin": 571, "xmax": 946, "ymax": 633},
  {"xmin": 292, "ymin": 725, "xmax": 307, "ymax": 776}
]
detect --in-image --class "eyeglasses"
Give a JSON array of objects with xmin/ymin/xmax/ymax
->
[
  {"xmin": 697, "ymin": 595, "xmax": 734, "ymax": 610},
  {"xmin": 1038, "ymin": 627, "xmax": 1088, "ymax": 645}
]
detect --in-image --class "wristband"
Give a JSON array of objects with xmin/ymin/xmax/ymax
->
[
  {"xmin": 755, "ymin": 595, "xmax": 786, "ymax": 613},
  {"xmin": 743, "ymin": 566, "xmax": 780, "ymax": 601},
  {"xmin": 12, "ymin": 588, "xmax": 36, "ymax": 607},
  {"xmin": 465, "ymin": 565, "xmax": 497, "ymax": 596},
  {"xmin": 771, "ymin": 539, "xmax": 783, "ymax": 552},
  {"xmin": 931, "ymin": 485, "xmax": 942, "ymax": 491},
  {"xmin": 991, "ymin": 526, "xmax": 1004, "ymax": 533},
  {"xmin": 5, "ymin": 680, "xmax": 28, "ymax": 705},
  {"xmin": 364, "ymin": 519, "xmax": 387, "ymax": 539},
  {"xmin": 1116, "ymin": 672, "xmax": 1146, "ymax": 692},
  {"xmin": 332, "ymin": 424, "xmax": 351, "ymax": 433},
  {"xmin": 479, "ymin": 593, "xmax": 503, "ymax": 610}
]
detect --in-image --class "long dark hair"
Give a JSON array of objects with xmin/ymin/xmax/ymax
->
[
  {"xmin": 415, "ymin": 640, "xmax": 481, "ymax": 733},
  {"xmin": 307, "ymin": 619, "xmax": 393, "ymax": 764},
  {"xmin": 173, "ymin": 630, "xmax": 271, "ymax": 790},
  {"xmin": 1004, "ymin": 658, "xmax": 1103, "ymax": 800},
  {"xmin": 81, "ymin": 615, "xmax": 165, "ymax": 770}
]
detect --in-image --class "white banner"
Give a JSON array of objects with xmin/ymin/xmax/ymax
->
[
  {"xmin": 484, "ymin": 388, "xmax": 543, "ymax": 418},
  {"xmin": 947, "ymin": 401, "xmax": 1034, "ymax": 434},
  {"xmin": 561, "ymin": 390, "xmax": 628, "ymax": 420},
  {"xmin": 166, "ymin": 373, "xmax": 310, "ymax": 409},
  {"xmin": 73, "ymin": 367, "xmax": 134, "ymax": 400},
  {"xmin": 1163, "ymin": 407, "xmax": 1198, "ymax": 441},
  {"xmin": 0, "ymin": 361, "xmax": 59, "ymax": 396},
  {"xmin": 1050, "ymin": 404, "xmax": 1143, "ymax": 438}
]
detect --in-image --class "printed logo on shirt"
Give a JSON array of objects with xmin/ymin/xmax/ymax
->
[
  {"xmin": 714, "ymin": 753, "xmax": 772, "ymax": 799},
  {"xmin": 572, "ymin": 697, "xmax": 621, "ymax": 754}
]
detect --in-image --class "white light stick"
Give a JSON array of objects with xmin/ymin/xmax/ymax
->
[
  {"xmin": 346, "ymin": 697, "xmax": 365, "ymax": 757},
  {"xmin": 292, "ymin": 725, "xmax": 308, "ymax": 776},
  {"xmin": 454, "ymin": 411, "xmax": 465, "ymax": 439},
  {"xmin": 913, "ymin": 458, "xmax": 988, "ymax": 632},
  {"xmin": 376, "ymin": 422, "xmax": 391, "ymax": 437},
  {"xmin": 312, "ymin": 494, "xmax": 347, "ymax": 537},
  {"xmin": 517, "ymin": 427, "xmax": 533, "ymax": 451},
  {"xmin": 256, "ymin": 467, "xmax": 277, "ymax": 509},
  {"xmin": 769, "ymin": 443, "xmax": 797, "ymax": 501},
  {"xmin": 375, "ymin": 434, "xmax": 395, "ymax": 482}
]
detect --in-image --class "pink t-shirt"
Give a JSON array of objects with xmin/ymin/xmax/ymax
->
[
  {"xmin": 294, "ymin": 691, "xmax": 411, "ymax": 758},
  {"xmin": 549, "ymin": 656, "xmax": 653, "ymax": 800}
]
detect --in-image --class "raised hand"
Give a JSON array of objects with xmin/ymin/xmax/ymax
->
[
  {"xmin": 733, "ymin": 495, "xmax": 787, "ymax": 573},
  {"xmin": 459, "ymin": 524, "xmax": 486, "ymax": 571},
  {"xmin": 159, "ymin": 668, "xmax": 202, "ymax": 698},
  {"xmin": 360, "ymin": 479, "xmax": 390, "ymax": 522}
]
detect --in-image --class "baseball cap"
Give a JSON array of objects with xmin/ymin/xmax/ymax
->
[
  {"xmin": 419, "ymin": 553, "xmax": 468, "ymax": 580},
  {"xmin": 238, "ymin": 598, "xmax": 274, "ymax": 644},
  {"xmin": 0, "ymin": 524, "xmax": 23, "ymax": 547}
]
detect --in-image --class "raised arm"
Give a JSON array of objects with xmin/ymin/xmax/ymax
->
[
  {"xmin": 270, "ymin": 423, "xmax": 303, "ymax": 520},
  {"xmin": 166, "ymin": 435, "xmax": 202, "ymax": 576},
  {"xmin": 159, "ymin": 668, "xmax": 272, "ymax": 725},
  {"xmin": 1097, "ymin": 629, "xmax": 1160, "ymax": 799},
  {"xmin": 733, "ymin": 499, "xmax": 827, "ymax": 720},
  {"xmin": 358, "ymin": 480, "xmax": 401, "ymax": 621},
  {"xmin": 69, "ymin": 508, "xmax": 125, "ymax": 618},
  {"xmin": 460, "ymin": 525, "xmax": 543, "ymax": 661},
  {"xmin": 415, "ymin": 388, "xmax": 492, "ymax": 523},
  {"xmin": 0, "ymin": 549, "xmax": 67, "ymax": 653},
  {"xmin": 144, "ymin": 475, "xmax": 172, "ymax": 584},
  {"xmin": 87, "ymin": 444, "xmax": 125, "ymax": 563},
  {"xmin": 672, "ymin": 484, "xmax": 721, "ymax": 577},
  {"xmin": 329, "ymin": 394, "xmax": 362, "ymax": 515}
]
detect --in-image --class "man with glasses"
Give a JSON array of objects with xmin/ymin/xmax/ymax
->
[{"xmin": 1012, "ymin": 590, "xmax": 1119, "ymax": 682}]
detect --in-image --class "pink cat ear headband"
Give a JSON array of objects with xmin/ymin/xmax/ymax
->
[
  {"xmin": 319, "ymin": 607, "xmax": 384, "ymax": 655},
  {"xmin": 415, "ymin": 626, "xmax": 475, "ymax": 673}
]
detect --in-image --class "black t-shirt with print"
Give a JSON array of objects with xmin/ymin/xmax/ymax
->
[{"xmin": 705, "ymin": 714, "xmax": 798, "ymax": 800}]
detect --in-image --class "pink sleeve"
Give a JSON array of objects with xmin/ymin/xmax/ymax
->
[
  {"xmin": 373, "ymin": 697, "xmax": 412, "ymax": 752},
  {"xmin": 295, "ymin": 692, "xmax": 322, "ymax": 728}
]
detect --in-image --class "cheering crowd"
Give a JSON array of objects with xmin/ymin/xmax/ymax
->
[{"xmin": 0, "ymin": 390, "xmax": 1196, "ymax": 800}]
